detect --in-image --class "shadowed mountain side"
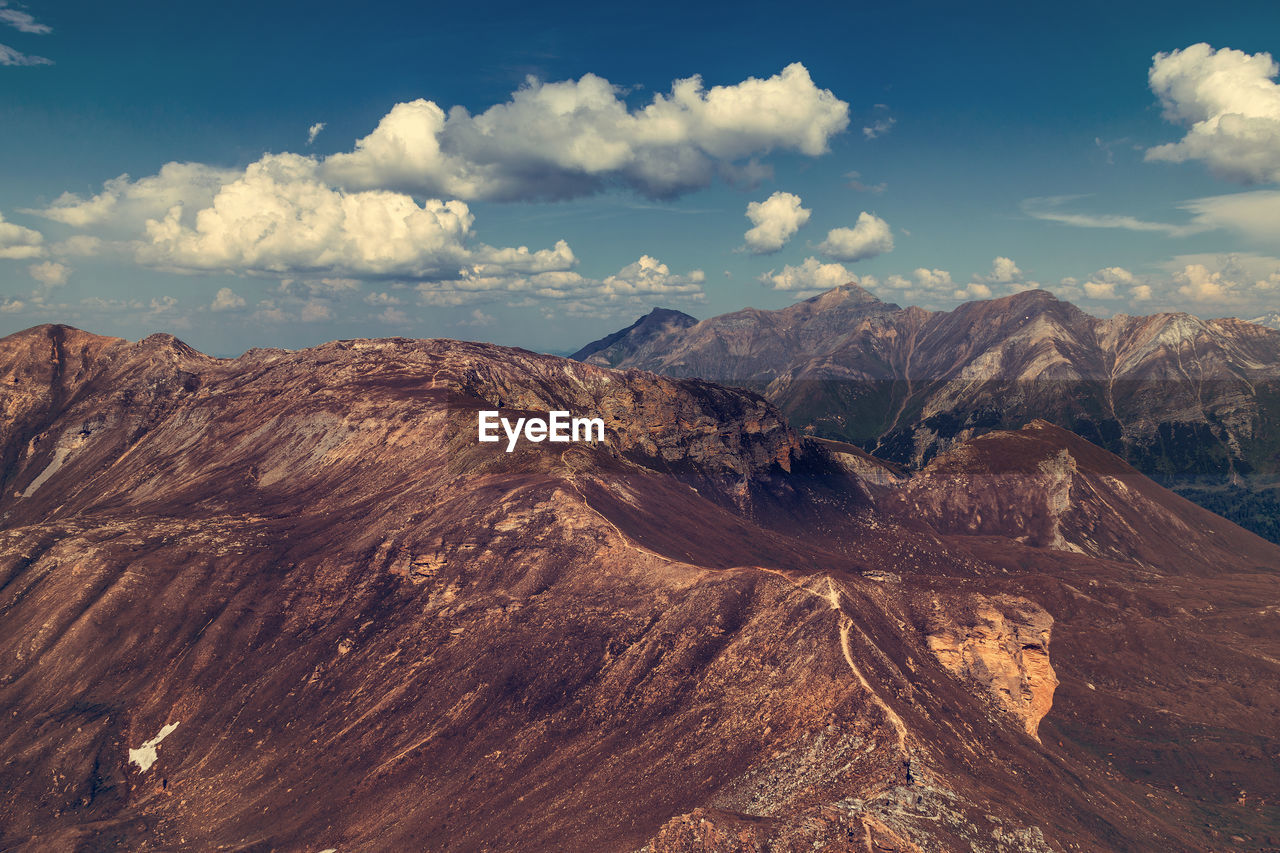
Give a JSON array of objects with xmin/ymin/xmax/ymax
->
[{"xmin": 0, "ymin": 325, "xmax": 1277, "ymax": 851}]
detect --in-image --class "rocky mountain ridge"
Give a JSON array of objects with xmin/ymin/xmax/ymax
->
[{"xmin": 575, "ymin": 285, "xmax": 1280, "ymax": 539}]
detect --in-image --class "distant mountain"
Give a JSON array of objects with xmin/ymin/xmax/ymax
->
[
  {"xmin": 1248, "ymin": 311, "xmax": 1280, "ymax": 330},
  {"xmin": 2, "ymin": 324, "xmax": 1278, "ymax": 851},
  {"xmin": 571, "ymin": 306, "xmax": 698, "ymax": 365},
  {"xmin": 574, "ymin": 285, "xmax": 1280, "ymax": 539}
]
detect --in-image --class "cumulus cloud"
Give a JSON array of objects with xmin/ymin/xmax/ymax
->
[
  {"xmin": 30, "ymin": 162, "xmax": 237, "ymax": 230},
  {"xmin": 599, "ymin": 255, "xmax": 706, "ymax": 299},
  {"xmin": 742, "ymin": 191, "xmax": 810, "ymax": 254},
  {"xmin": 1147, "ymin": 43, "xmax": 1280, "ymax": 183},
  {"xmin": 28, "ymin": 260, "xmax": 68, "ymax": 287},
  {"xmin": 1175, "ymin": 263, "xmax": 1235, "ymax": 301},
  {"xmin": 307, "ymin": 122, "xmax": 325, "ymax": 145},
  {"xmin": 875, "ymin": 267, "xmax": 957, "ymax": 301},
  {"xmin": 323, "ymin": 63, "xmax": 849, "ymax": 201},
  {"xmin": 1081, "ymin": 266, "xmax": 1136, "ymax": 299},
  {"xmin": 0, "ymin": 211, "xmax": 44, "ymax": 258},
  {"xmin": 971, "ymin": 256, "xmax": 1042, "ymax": 295},
  {"xmin": 0, "ymin": 298, "xmax": 24, "ymax": 313},
  {"xmin": 136, "ymin": 153, "xmax": 477, "ymax": 278},
  {"xmin": 760, "ymin": 256, "xmax": 856, "ymax": 294},
  {"xmin": 210, "ymin": 287, "xmax": 247, "ymax": 312},
  {"xmin": 987, "ymin": 256, "xmax": 1022, "ymax": 283},
  {"xmin": 816, "ymin": 212, "xmax": 894, "ymax": 262}
]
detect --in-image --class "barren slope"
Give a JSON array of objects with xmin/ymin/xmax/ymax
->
[{"xmin": 0, "ymin": 325, "xmax": 1277, "ymax": 851}]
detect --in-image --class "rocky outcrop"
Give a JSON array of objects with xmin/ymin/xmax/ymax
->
[{"xmin": 920, "ymin": 595, "xmax": 1058, "ymax": 741}]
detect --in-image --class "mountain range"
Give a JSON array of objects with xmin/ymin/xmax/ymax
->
[
  {"xmin": 1, "ymin": 324, "xmax": 1277, "ymax": 850},
  {"xmin": 573, "ymin": 285, "xmax": 1280, "ymax": 541}
]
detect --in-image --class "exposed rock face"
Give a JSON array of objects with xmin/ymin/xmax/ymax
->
[
  {"xmin": 573, "ymin": 286, "xmax": 1280, "ymax": 506},
  {"xmin": 1, "ymin": 324, "xmax": 1279, "ymax": 852},
  {"xmin": 921, "ymin": 594, "xmax": 1058, "ymax": 740}
]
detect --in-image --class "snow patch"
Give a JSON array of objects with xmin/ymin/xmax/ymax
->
[{"xmin": 129, "ymin": 721, "xmax": 180, "ymax": 772}]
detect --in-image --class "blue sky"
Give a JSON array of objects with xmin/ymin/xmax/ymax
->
[{"xmin": 2, "ymin": 0, "xmax": 1279, "ymax": 354}]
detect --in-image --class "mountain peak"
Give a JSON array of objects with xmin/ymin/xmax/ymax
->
[
  {"xmin": 805, "ymin": 282, "xmax": 884, "ymax": 307},
  {"xmin": 570, "ymin": 306, "xmax": 698, "ymax": 366}
]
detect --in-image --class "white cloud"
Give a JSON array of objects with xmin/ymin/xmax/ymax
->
[
  {"xmin": 879, "ymin": 267, "xmax": 956, "ymax": 300},
  {"xmin": 972, "ymin": 256, "xmax": 1042, "ymax": 295},
  {"xmin": 30, "ymin": 162, "xmax": 237, "ymax": 229},
  {"xmin": 0, "ymin": 42, "xmax": 50, "ymax": 66},
  {"xmin": 462, "ymin": 308, "xmax": 495, "ymax": 327},
  {"xmin": 299, "ymin": 300, "xmax": 332, "ymax": 322},
  {"xmin": 760, "ymin": 256, "xmax": 857, "ymax": 294},
  {"xmin": 1175, "ymin": 263, "xmax": 1234, "ymax": 301},
  {"xmin": 0, "ymin": 2, "xmax": 50, "ymax": 34},
  {"xmin": 210, "ymin": 287, "xmax": 247, "ymax": 312},
  {"xmin": 323, "ymin": 63, "xmax": 849, "ymax": 201},
  {"xmin": 816, "ymin": 212, "xmax": 894, "ymax": 262},
  {"xmin": 307, "ymin": 122, "xmax": 325, "ymax": 145},
  {"xmin": 417, "ymin": 253, "xmax": 706, "ymax": 313},
  {"xmin": 1026, "ymin": 189, "xmax": 1280, "ymax": 245},
  {"xmin": 33, "ymin": 154, "xmax": 578, "ymax": 286},
  {"xmin": 1147, "ymin": 43, "xmax": 1280, "ymax": 183},
  {"xmin": 987, "ymin": 256, "xmax": 1022, "ymax": 283},
  {"xmin": 28, "ymin": 260, "xmax": 68, "ymax": 287},
  {"xmin": 364, "ymin": 291, "xmax": 401, "ymax": 306},
  {"xmin": 1021, "ymin": 196, "xmax": 1207, "ymax": 237},
  {"xmin": 865, "ymin": 115, "xmax": 896, "ymax": 138},
  {"xmin": 742, "ymin": 191, "xmax": 810, "ymax": 254},
  {"xmin": 0, "ymin": 298, "xmax": 24, "ymax": 313},
  {"xmin": 376, "ymin": 306, "xmax": 411, "ymax": 325},
  {"xmin": 598, "ymin": 255, "xmax": 706, "ymax": 298},
  {"xmin": 0, "ymin": 211, "xmax": 44, "ymax": 258},
  {"xmin": 1081, "ymin": 266, "xmax": 1136, "ymax": 300},
  {"xmin": 1177, "ymin": 189, "xmax": 1280, "ymax": 241},
  {"xmin": 136, "ymin": 153, "xmax": 476, "ymax": 278}
]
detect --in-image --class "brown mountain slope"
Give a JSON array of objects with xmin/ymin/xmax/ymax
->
[{"xmin": 1, "ymin": 325, "xmax": 1278, "ymax": 851}]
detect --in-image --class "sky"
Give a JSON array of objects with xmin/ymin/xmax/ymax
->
[{"xmin": 2, "ymin": 0, "xmax": 1279, "ymax": 355}]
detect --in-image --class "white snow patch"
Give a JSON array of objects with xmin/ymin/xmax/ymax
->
[{"xmin": 129, "ymin": 721, "xmax": 180, "ymax": 772}]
